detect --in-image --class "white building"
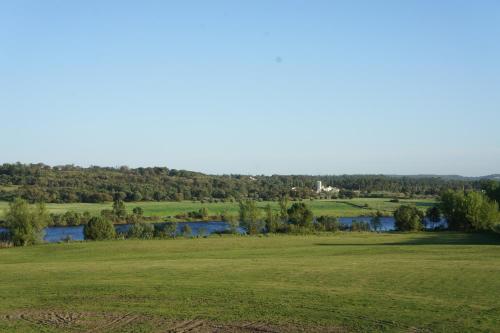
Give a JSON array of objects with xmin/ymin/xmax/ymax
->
[
  {"xmin": 316, "ymin": 181, "xmax": 322, "ymax": 193},
  {"xmin": 316, "ymin": 181, "xmax": 340, "ymax": 195}
]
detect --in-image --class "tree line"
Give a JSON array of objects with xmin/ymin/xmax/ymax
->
[
  {"xmin": 2, "ymin": 187, "xmax": 499, "ymax": 246},
  {"xmin": 0, "ymin": 163, "xmax": 489, "ymax": 203}
]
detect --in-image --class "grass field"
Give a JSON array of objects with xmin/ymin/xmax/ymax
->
[
  {"xmin": 0, "ymin": 232, "xmax": 499, "ymax": 332},
  {"xmin": 0, "ymin": 198, "xmax": 437, "ymax": 220}
]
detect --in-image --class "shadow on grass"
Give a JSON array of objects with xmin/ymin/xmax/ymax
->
[{"xmin": 315, "ymin": 232, "xmax": 500, "ymax": 246}]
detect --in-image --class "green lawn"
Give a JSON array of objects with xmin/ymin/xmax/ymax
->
[
  {"xmin": 0, "ymin": 232, "xmax": 499, "ymax": 332},
  {"xmin": 0, "ymin": 198, "xmax": 437, "ymax": 220}
]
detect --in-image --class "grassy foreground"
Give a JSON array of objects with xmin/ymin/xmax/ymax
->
[
  {"xmin": 0, "ymin": 198, "xmax": 436, "ymax": 220},
  {"xmin": 1, "ymin": 232, "xmax": 500, "ymax": 332}
]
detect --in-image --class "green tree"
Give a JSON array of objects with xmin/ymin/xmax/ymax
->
[
  {"xmin": 62, "ymin": 211, "xmax": 82, "ymax": 226},
  {"xmin": 482, "ymin": 180, "xmax": 500, "ymax": 204},
  {"xmin": 127, "ymin": 222, "xmax": 153, "ymax": 239},
  {"xmin": 316, "ymin": 216, "xmax": 340, "ymax": 232},
  {"xmin": 440, "ymin": 190, "xmax": 467, "ymax": 230},
  {"xmin": 426, "ymin": 206, "xmax": 441, "ymax": 223},
  {"xmin": 154, "ymin": 222, "xmax": 178, "ymax": 238},
  {"xmin": 199, "ymin": 207, "xmax": 209, "ymax": 220},
  {"xmin": 278, "ymin": 195, "xmax": 289, "ymax": 222},
  {"xmin": 393, "ymin": 205, "xmax": 424, "ymax": 231},
  {"xmin": 440, "ymin": 190, "xmax": 499, "ymax": 231},
  {"xmin": 132, "ymin": 206, "xmax": 144, "ymax": 216},
  {"xmin": 180, "ymin": 224, "xmax": 192, "ymax": 237},
  {"xmin": 464, "ymin": 191, "xmax": 499, "ymax": 230},
  {"xmin": 287, "ymin": 203, "xmax": 314, "ymax": 228},
  {"xmin": 223, "ymin": 214, "xmax": 240, "ymax": 233},
  {"xmin": 5, "ymin": 198, "xmax": 49, "ymax": 246},
  {"xmin": 84, "ymin": 216, "xmax": 116, "ymax": 240},
  {"xmin": 112, "ymin": 199, "xmax": 127, "ymax": 221},
  {"xmin": 239, "ymin": 200, "xmax": 263, "ymax": 234},
  {"xmin": 264, "ymin": 204, "xmax": 280, "ymax": 233},
  {"xmin": 370, "ymin": 211, "xmax": 383, "ymax": 232}
]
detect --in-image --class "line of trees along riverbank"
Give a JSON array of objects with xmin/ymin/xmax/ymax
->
[
  {"xmin": 0, "ymin": 163, "xmax": 491, "ymax": 203},
  {"xmin": 2, "ymin": 188, "xmax": 499, "ymax": 246}
]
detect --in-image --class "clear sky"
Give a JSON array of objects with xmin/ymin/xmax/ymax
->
[{"xmin": 1, "ymin": 1, "xmax": 499, "ymax": 176}]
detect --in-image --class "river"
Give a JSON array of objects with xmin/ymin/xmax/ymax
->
[{"xmin": 0, "ymin": 217, "xmax": 446, "ymax": 243}]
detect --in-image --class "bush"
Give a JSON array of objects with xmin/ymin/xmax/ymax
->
[
  {"xmin": 351, "ymin": 220, "xmax": 371, "ymax": 231},
  {"xmin": 180, "ymin": 224, "xmax": 192, "ymax": 237},
  {"xmin": 370, "ymin": 211, "xmax": 383, "ymax": 231},
  {"xmin": 187, "ymin": 208, "xmax": 209, "ymax": 220},
  {"xmin": 316, "ymin": 216, "xmax": 340, "ymax": 232},
  {"xmin": 440, "ymin": 190, "xmax": 500, "ymax": 231},
  {"xmin": 154, "ymin": 222, "xmax": 178, "ymax": 238},
  {"xmin": 426, "ymin": 206, "xmax": 441, "ymax": 223},
  {"xmin": 394, "ymin": 205, "xmax": 424, "ymax": 231},
  {"xmin": 5, "ymin": 198, "xmax": 49, "ymax": 246},
  {"xmin": 127, "ymin": 223, "xmax": 154, "ymax": 239},
  {"xmin": 239, "ymin": 200, "xmax": 264, "ymax": 235},
  {"xmin": 287, "ymin": 203, "xmax": 314, "ymax": 228},
  {"xmin": 83, "ymin": 216, "xmax": 116, "ymax": 240}
]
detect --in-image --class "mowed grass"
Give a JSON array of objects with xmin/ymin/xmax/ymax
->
[
  {"xmin": 0, "ymin": 198, "xmax": 436, "ymax": 220},
  {"xmin": 1, "ymin": 232, "xmax": 500, "ymax": 332}
]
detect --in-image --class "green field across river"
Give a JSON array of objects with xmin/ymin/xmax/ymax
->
[{"xmin": 0, "ymin": 198, "xmax": 437, "ymax": 220}]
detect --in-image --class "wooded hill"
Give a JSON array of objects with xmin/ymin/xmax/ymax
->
[{"xmin": 0, "ymin": 163, "xmax": 487, "ymax": 203}]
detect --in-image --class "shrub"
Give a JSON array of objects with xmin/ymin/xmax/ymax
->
[
  {"xmin": 180, "ymin": 224, "xmax": 192, "ymax": 237},
  {"xmin": 394, "ymin": 205, "xmax": 424, "ymax": 231},
  {"xmin": 239, "ymin": 200, "xmax": 264, "ymax": 235},
  {"xmin": 426, "ymin": 206, "xmax": 441, "ymax": 223},
  {"xmin": 5, "ymin": 198, "xmax": 49, "ymax": 246},
  {"xmin": 287, "ymin": 203, "xmax": 314, "ymax": 228},
  {"xmin": 127, "ymin": 222, "xmax": 154, "ymax": 239},
  {"xmin": 223, "ymin": 214, "xmax": 240, "ymax": 234},
  {"xmin": 316, "ymin": 216, "xmax": 340, "ymax": 232},
  {"xmin": 351, "ymin": 220, "xmax": 371, "ymax": 231},
  {"xmin": 154, "ymin": 222, "xmax": 178, "ymax": 238},
  {"xmin": 370, "ymin": 211, "xmax": 384, "ymax": 231},
  {"xmin": 264, "ymin": 204, "xmax": 281, "ymax": 233},
  {"xmin": 187, "ymin": 208, "xmax": 209, "ymax": 220},
  {"xmin": 132, "ymin": 206, "xmax": 144, "ymax": 216},
  {"xmin": 440, "ymin": 190, "xmax": 500, "ymax": 231},
  {"xmin": 83, "ymin": 216, "xmax": 116, "ymax": 240}
]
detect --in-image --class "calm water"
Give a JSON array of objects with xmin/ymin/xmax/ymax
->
[{"xmin": 0, "ymin": 217, "xmax": 446, "ymax": 243}]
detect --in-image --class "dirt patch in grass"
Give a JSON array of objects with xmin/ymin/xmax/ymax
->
[{"xmin": 0, "ymin": 310, "xmax": 347, "ymax": 332}]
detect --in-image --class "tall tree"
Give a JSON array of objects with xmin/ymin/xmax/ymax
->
[
  {"xmin": 393, "ymin": 205, "xmax": 424, "ymax": 231},
  {"xmin": 112, "ymin": 199, "xmax": 127, "ymax": 220},
  {"xmin": 84, "ymin": 216, "xmax": 116, "ymax": 240},
  {"xmin": 264, "ymin": 204, "xmax": 280, "ymax": 233},
  {"xmin": 287, "ymin": 203, "xmax": 314, "ymax": 228},
  {"xmin": 370, "ymin": 211, "xmax": 383, "ymax": 232},
  {"xmin": 278, "ymin": 195, "xmax": 289, "ymax": 222},
  {"xmin": 239, "ymin": 200, "xmax": 263, "ymax": 234},
  {"xmin": 5, "ymin": 198, "xmax": 49, "ymax": 246},
  {"xmin": 440, "ymin": 190, "xmax": 499, "ymax": 231}
]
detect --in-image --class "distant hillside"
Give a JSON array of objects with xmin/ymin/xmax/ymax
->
[
  {"xmin": 0, "ymin": 163, "xmax": 490, "ymax": 203},
  {"xmin": 387, "ymin": 174, "xmax": 500, "ymax": 181}
]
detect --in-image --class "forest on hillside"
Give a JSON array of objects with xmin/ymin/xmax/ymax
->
[{"xmin": 0, "ymin": 163, "xmax": 490, "ymax": 203}]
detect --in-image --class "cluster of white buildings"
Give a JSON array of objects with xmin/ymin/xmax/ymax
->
[{"xmin": 315, "ymin": 181, "xmax": 340, "ymax": 194}]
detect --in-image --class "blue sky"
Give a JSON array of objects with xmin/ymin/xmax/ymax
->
[{"xmin": 1, "ymin": 1, "xmax": 499, "ymax": 176}]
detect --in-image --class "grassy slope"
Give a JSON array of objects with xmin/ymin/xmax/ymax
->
[
  {"xmin": 0, "ymin": 232, "xmax": 499, "ymax": 332},
  {"xmin": 0, "ymin": 198, "xmax": 436, "ymax": 220}
]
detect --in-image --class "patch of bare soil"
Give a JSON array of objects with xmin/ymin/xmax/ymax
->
[{"xmin": 0, "ymin": 310, "xmax": 348, "ymax": 332}]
